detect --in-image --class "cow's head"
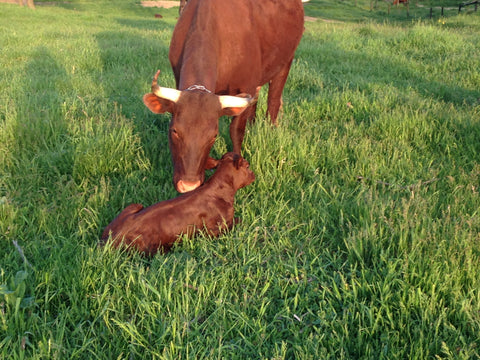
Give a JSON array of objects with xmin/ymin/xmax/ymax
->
[{"xmin": 143, "ymin": 71, "xmax": 254, "ymax": 193}]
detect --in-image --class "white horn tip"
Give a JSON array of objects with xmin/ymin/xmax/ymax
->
[{"xmin": 219, "ymin": 95, "xmax": 252, "ymax": 109}]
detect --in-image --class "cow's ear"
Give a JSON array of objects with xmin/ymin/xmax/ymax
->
[
  {"xmin": 143, "ymin": 93, "xmax": 175, "ymax": 114},
  {"xmin": 205, "ymin": 157, "xmax": 219, "ymax": 170},
  {"xmin": 221, "ymin": 105, "xmax": 250, "ymax": 117}
]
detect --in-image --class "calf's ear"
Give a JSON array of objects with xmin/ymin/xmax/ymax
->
[
  {"xmin": 233, "ymin": 154, "xmax": 241, "ymax": 169},
  {"xmin": 143, "ymin": 93, "xmax": 175, "ymax": 114}
]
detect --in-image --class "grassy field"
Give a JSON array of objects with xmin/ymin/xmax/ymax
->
[{"xmin": 1, "ymin": 0, "xmax": 480, "ymax": 358}]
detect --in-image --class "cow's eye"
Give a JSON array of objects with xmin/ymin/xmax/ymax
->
[{"xmin": 170, "ymin": 128, "xmax": 179, "ymax": 137}]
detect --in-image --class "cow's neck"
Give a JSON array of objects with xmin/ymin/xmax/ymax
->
[
  {"xmin": 178, "ymin": 48, "xmax": 217, "ymax": 92},
  {"xmin": 177, "ymin": 7, "xmax": 218, "ymax": 92}
]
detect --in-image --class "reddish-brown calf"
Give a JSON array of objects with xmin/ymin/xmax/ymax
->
[{"xmin": 99, "ymin": 153, "xmax": 255, "ymax": 256}]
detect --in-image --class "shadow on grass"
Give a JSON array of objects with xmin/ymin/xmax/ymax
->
[
  {"xmin": 94, "ymin": 16, "xmax": 175, "ymax": 115},
  {"xmin": 116, "ymin": 17, "xmax": 169, "ymax": 31},
  {"xmin": 115, "ymin": 7, "xmax": 179, "ymax": 30},
  {"xmin": 3, "ymin": 45, "xmax": 82, "ymax": 267},
  {"xmin": 93, "ymin": 18, "xmax": 180, "ymax": 206},
  {"xmin": 10, "ymin": 46, "xmax": 72, "ymax": 177},
  {"xmin": 296, "ymin": 26, "xmax": 480, "ymax": 107},
  {"xmin": 294, "ymin": 30, "xmax": 479, "ymax": 172}
]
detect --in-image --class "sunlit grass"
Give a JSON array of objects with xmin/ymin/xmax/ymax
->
[{"xmin": 1, "ymin": 0, "xmax": 479, "ymax": 358}]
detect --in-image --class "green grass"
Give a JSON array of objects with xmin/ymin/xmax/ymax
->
[
  {"xmin": 307, "ymin": 0, "xmax": 480, "ymax": 21},
  {"xmin": 1, "ymin": 0, "xmax": 480, "ymax": 358}
]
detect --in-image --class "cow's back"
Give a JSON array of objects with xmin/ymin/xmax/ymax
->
[{"xmin": 169, "ymin": 0, "xmax": 304, "ymax": 95}]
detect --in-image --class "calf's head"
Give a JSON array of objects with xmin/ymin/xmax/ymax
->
[
  {"xmin": 215, "ymin": 152, "xmax": 256, "ymax": 190},
  {"xmin": 143, "ymin": 71, "xmax": 254, "ymax": 193}
]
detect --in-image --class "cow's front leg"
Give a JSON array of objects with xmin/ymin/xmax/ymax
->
[{"xmin": 230, "ymin": 103, "xmax": 257, "ymax": 154}]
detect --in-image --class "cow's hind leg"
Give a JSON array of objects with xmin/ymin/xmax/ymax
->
[{"xmin": 267, "ymin": 59, "xmax": 294, "ymax": 125}]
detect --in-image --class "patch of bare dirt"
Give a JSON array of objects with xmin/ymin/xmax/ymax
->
[{"xmin": 141, "ymin": 1, "xmax": 178, "ymax": 8}]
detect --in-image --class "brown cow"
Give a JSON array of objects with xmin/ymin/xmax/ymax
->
[
  {"xmin": 100, "ymin": 153, "xmax": 255, "ymax": 256},
  {"xmin": 143, "ymin": 0, "xmax": 305, "ymax": 193}
]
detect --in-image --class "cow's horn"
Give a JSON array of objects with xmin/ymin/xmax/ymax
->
[
  {"xmin": 219, "ymin": 95, "xmax": 253, "ymax": 109},
  {"xmin": 151, "ymin": 70, "xmax": 181, "ymax": 103}
]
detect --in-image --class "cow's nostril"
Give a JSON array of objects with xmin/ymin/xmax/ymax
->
[{"xmin": 177, "ymin": 180, "xmax": 201, "ymax": 193}]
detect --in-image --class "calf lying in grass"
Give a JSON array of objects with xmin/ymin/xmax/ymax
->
[{"xmin": 100, "ymin": 153, "xmax": 255, "ymax": 255}]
